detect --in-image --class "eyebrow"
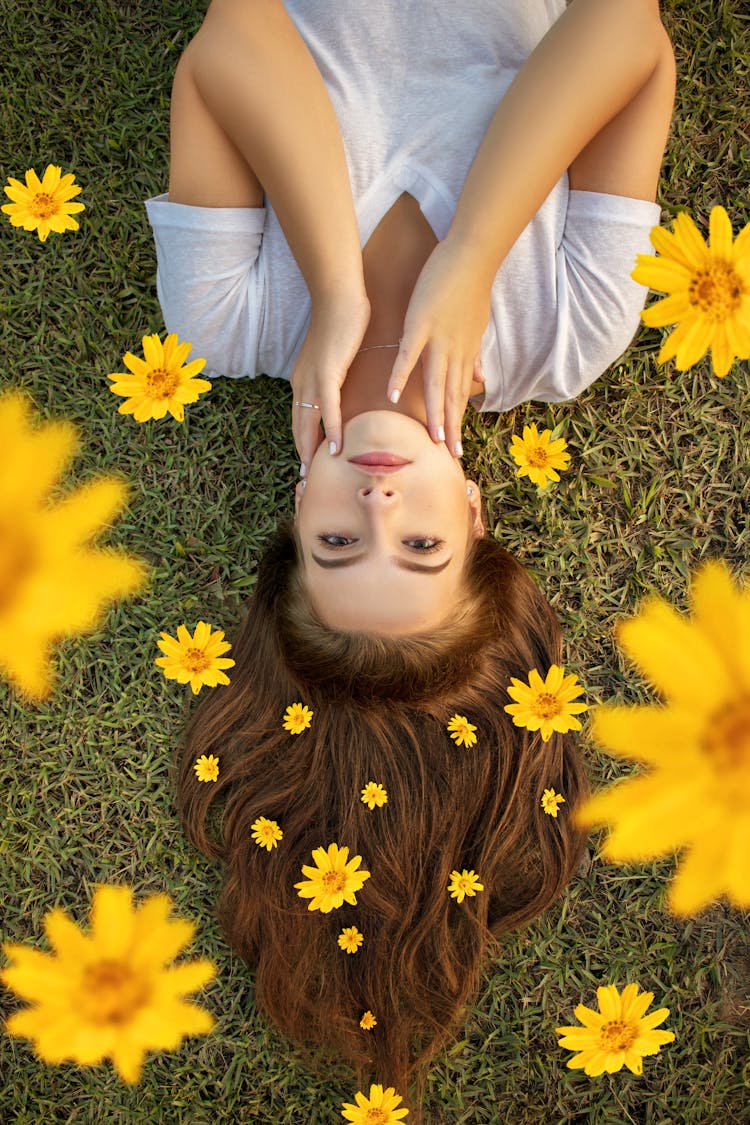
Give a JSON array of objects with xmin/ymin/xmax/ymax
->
[{"xmin": 310, "ymin": 552, "xmax": 454, "ymax": 574}]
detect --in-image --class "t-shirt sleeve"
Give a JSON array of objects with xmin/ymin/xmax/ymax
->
[
  {"xmin": 484, "ymin": 190, "xmax": 662, "ymax": 411},
  {"xmin": 144, "ymin": 194, "xmax": 267, "ymax": 378}
]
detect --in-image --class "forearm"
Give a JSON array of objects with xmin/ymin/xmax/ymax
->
[
  {"xmin": 446, "ymin": 0, "xmax": 668, "ymax": 287},
  {"xmin": 188, "ymin": 0, "xmax": 365, "ymax": 301}
]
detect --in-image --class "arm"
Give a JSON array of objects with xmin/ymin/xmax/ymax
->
[
  {"xmin": 170, "ymin": 0, "xmax": 370, "ymax": 464},
  {"xmin": 388, "ymin": 0, "xmax": 675, "ymax": 450}
]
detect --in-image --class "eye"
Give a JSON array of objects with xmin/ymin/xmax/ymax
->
[
  {"xmin": 404, "ymin": 538, "xmax": 445, "ymax": 553},
  {"xmin": 317, "ymin": 534, "xmax": 358, "ymax": 549}
]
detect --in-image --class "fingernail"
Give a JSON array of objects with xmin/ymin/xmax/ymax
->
[
  {"xmin": 299, "ymin": 463, "xmax": 307, "ymax": 478},
  {"xmin": 437, "ymin": 425, "xmax": 445, "ymax": 442},
  {"xmin": 454, "ymin": 441, "xmax": 463, "ymax": 457},
  {"xmin": 329, "ymin": 440, "xmax": 337, "ymax": 455},
  {"xmin": 389, "ymin": 389, "xmax": 400, "ymax": 404}
]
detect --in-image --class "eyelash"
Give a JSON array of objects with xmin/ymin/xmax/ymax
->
[{"xmin": 317, "ymin": 535, "xmax": 445, "ymax": 553}]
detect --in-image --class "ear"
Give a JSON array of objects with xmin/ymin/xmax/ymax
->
[{"xmin": 466, "ymin": 480, "xmax": 484, "ymax": 538}]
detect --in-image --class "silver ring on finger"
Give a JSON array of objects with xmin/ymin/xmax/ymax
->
[{"xmin": 293, "ymin": 401, "xmax": 321, "ymax": 410}]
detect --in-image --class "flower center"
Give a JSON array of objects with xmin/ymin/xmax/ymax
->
[
  {"xmin": 688, "ymin": 262, "xmax": 744, "ymax": 321},
  {"xmin": 702, "ymin": 695, "xmax": 750, "ymax": 778},
  {"xmin": 81, "ymin": 959, "xmax": 150, "ymax": 1026},
  {"xmin": 535, "ymin": 692, "xmax": 561, "ymax": 720},
  {"xmin": 363, "ymin": 1111, "xmax": 388, "ymax": 1125},
  {"xmin": 183, "ymin": 647, "xmax": 210, "ymax": 674},
  {"xmin": 32, "ymin": 192, "xmax": 57, "ymax": 220},
  {"xmin": 322, "ymin": 870, "xmax": 347, "ymax": 894},
  {"xmin": 0, "ymin": 524, "xmax": 35, "ymax": 614},
  {"xmin": 599, "ymin": 1019, "xmax": 636, "ymax": 1053},
  {"xmin": 526, "ymin": 448, "xmax": 550, "ymax": 468},
  {"xmin": 145, "ymin": 367, "xmax": 179, "ymax": 398}
]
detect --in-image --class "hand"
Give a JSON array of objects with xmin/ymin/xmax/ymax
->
[
  {"xmin": 387, "ymin": 239, "xmax": 491, "ymax": 456},
  {"xmin": 290, "ymin": 292, "xmax": 371, "ymax": 473}
]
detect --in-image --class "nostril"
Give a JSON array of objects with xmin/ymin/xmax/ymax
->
[{"xmin": 384, "ymin": 490, "xmax": 394, "ymax": 497}]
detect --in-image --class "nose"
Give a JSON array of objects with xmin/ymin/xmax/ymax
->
[{"xmin": 357, "ymin": 482, "xmax": 398, "ymax": 506}]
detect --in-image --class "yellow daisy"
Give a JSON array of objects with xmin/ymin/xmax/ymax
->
[
  {"xmin": 337, "ymin": 926, "xmax": 364, "ymax": 954},
  {"xmin": 448, "ymin": 869, "xmax": 484, "ymax": 904},
  {"xmin": 504, "ymin": 665, "xmax": 588, "ymax": 743},
  {"xmin": 341, "ymin": 1084, "xmax": 409, "ymax": 1123},
  {"xmin": 283, "ymin": 702, "xmax": 314, "ymax": 735},
  {"xmin": 2, "ymin": 164, "xmax": 85, "ymax": 242},
  {"xmin": 251, "ymin": 817, "xmax": 283, "ymax": 851},
  {"xmin": 446, "ymin": 713, "xmax": 478, "ymax": 748},
  {"xmin": 632, "ymin": 205, "xmax": 750, "ymax": 379},
  {"xmin": 556, "ymin": 982, "xmax": 675, "ymax": 1076},
  {"xmin": 155, "ymin": 621, "xmax": 235, "ymax": 695},
  {"xmin": 294, "ymin": 843, "xmax": 371, "ymax": 913},
  {"xmin": 542, "ymin": 788, "xmax": 566, "ymax": 817},
  {"xmin": 510, "ymin": 424, "xmax": 571, "ymax": 490},
  {"xmin": 359, "ymin": 1010, "xmax": 377, "ymax": 1031},
  {"xmin": 574, "ymin": 560, "xmax": 750, "ymax": 916},
  {"xmin": 1, "ymin": 885, "xmax": 215, "ymax": 1084},
  {"xmin": 194, "ymin": 754, "xmax": 219, "ymax": 783},
  {"xmin": 0, "ymin": 392, "xmax": 145, "ymax": 699},
  {"xmin": 360, "ymin": 781, "xmax": 388, "ymax": 810},
  {"xmin": 107, "ymin": 333, "xmax": 212, "ymax": 423}
]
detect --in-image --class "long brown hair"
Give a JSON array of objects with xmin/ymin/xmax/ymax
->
[{"xmin": 178, "ymin": 523, "xmax": 589, "ymax": 1118}]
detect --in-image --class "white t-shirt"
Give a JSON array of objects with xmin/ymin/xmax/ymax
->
[{"xmin": 145, "ymin": 0, "xmax": 661, "ymax": 413}]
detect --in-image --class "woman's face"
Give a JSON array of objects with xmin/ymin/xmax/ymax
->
[{"xmin": 294, "ymin": 411, "xmax": 483, "ymax": 633}]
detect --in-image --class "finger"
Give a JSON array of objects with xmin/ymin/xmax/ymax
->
[
  {"xmin": 318, "ymin": 380, "xmax": 343, "ymax": 456},
  {"xmin": 444, "ymin": 359, "xmax": 467, "ymax": 458},
  {"xmin": 292, "ymin": 401, "xmax": 323, "ymax": 470},
  {"xmin": 421, "ymin": 347, "xmax": 447, "ymax": 444},
  {"xmin": 473, "ymin": 356, "xmax": 486, "ymax": 384},
  {"xmin": 387, "ymin": 336, "xmax": 421, "ymax": 404}
]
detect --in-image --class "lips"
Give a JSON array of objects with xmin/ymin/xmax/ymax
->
[{"xmin": 348, "ymin": 453, "xmax": 411, "ymax": 466}]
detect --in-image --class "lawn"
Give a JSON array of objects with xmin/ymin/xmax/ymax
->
[{"xmin": 1, "ymin": 1, "xmax": 748, "ymax": 1122}]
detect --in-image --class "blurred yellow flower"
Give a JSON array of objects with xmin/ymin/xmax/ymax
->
[
  {"xmin": 359, "ymin": 1010, "xmax": 377, "ymax": 1031},
  {"xmin": 251, "ymin": 817, "xmax": 283, "ymax": 851},
  {"xmin": 542, "ymin": 788, "xmax": 566, "ymax": 817},
  {"xmin": 510, "ymin": 423, "xmax": 570, "ymax": 490},
  {"xmin": 504, "ymin": 665, "xmax": 588, "ymax": 742},
  {"xmin": 0, "ymin": 392, "xmax": 145, "ymax": 699},
  {"xmin": 447, "ymin": 713, "xmax": 478, "ymax": 748},
  {"xmin": 341, "ymin": 1084, "xmax": 409, "ymax": 1123},
  {"xmin": 556, "ymin": 982, "xmax": 675, "ymax": 1076},
  {"xmin": 337, "ymin": 926, "xmax": 364, "ymax": 954},
  {"xmin": 283, "ymin": 702, "xmax": 314, "ymax": 735},
  {"xmin": 194, "ymin": 754, "xmax": 219, "ymax": 783},
  {"xmin": 156, "ymin": 621, "xmax": 235, "ymax": 695},
  {"xmin": 294, "ymin": 844, "xmax": 371, "ymax": 913},
  {"xmin": 632, "ymin": 206, "xmax": 750, "ymax": 378},
  {"xmin": 108, "ymin": 333, "xmax": 211, "ymax": 423},
  {"xmin": 2, "ymin": 164, "xmax": 85, "ymax": 242},
  {"xmin": 575, "ymin": 560, "xmax": 750, "ymax": 916},
  {"xmin": 448, "ymin": 869, "xmax": 484, "ymax": 904},
  {"xmin": 1, "ymin": 885, "xmax": 215, "ymax": 1083},
  {"xmin": 360, "ymin": 781, "xmax": 388, "ymax": 810}
]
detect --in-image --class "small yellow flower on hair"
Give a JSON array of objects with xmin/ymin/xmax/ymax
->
[
  {"xmin": 194, "ymin": 754, "xmax": 219, "ymax": 783},
  {"xmin": 448, "ymin": 869, "xmax": 484, "ymax": 904},
  {"xmin": 359, "ymin": 1010, "xmax": 377, "ymax": 1031},
  {"xmin": 294, "ymin": 844, "xmax": 371, "ymax": 913},
  {"xmin": 283, "ymin": 702, "xmax": 314, "ymax": 735},
  {"xmin": 447, "ymin": 714, "xmax": 477, "ymax": 748},
  {"xmin": 504, "ymin": 665, "xmax": 588, "ymax": 742},
  {"xmin": 251, "ymin": 816, "xmax": 283, "ymax": 851},
  {"xmin": 360, "ymin": 781, "xmax": 388, "ymax": 810},
  {"xmin": 337, "ymin": 926, "xmax": 364, "ymax": 954},
  {"xmin": 542, "ymin": 788, "xmax": 566, "ymax": 817}
]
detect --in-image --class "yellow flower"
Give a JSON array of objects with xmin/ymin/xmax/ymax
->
[
  {"xmin": 556, "ymin": 982, "xmax": 675, "ymax": 1076},
  {"xmin": 1, "ymin": 885, "xmax": 215, "ymax": 1084},
  {"xmin": 341, "ymin": 1084, "xmax": 409, "ymax": 1123},
  {"xmin": 448, "ymin": 869, "xmax": 484, "ymax": 904},
  {"xmin": 337, "ymin": 926, "xmax": 364, "ymax": 954},
  {"xmin": 574, "ymin": 560, "xmax": 750, "ymax": 916},
  {"xmin": 632, "ymin": 206, "xmax": 750, "ymax": 379},
  {"xmin": 2, "ymin": 164, "xmax": 85, "ymax": 242},
  {"xmin": 359, "ymin": 1010, "xmax": 377, "ymax": 1031},
  {"xmin": 251, "ymin": 817, "xmax": 283, "ymax": 851},
  {"xmin": 510, "ymin": 423, "xmax": 571, "ymax": 490},
  {"xmin": 542, "ymin": 788, "xmax": 566, "ymax": 817},
  {"xmin": 294, "ymin": 843, "xmax": 371, "ymax": 913},
  {"xmin": 0, "ymin": 392, "xmax": 145, "ymax": 699},
  {"xmin": 446, "ymin": 713, "xmax": 478, "ymax": 748},
  {"xmin": 194, "ymin": 754, "xmax": 219, "ymax": 783},
  {"xmin": 107, "ymin": 333, "xmax": 211, "ymax": 423},
  {"xmin": 360, "ymin": 781, "xmax": 388, "ymax": 810},
  {"xmin": 155, "ymin": 621, "xmax": 235, "ymax": 695},
  {"xmin": 283, "ymin": 702, "xmax": 314, "ymax": 735},
  {"xmin": 504, "ymin": 665, "xmax": 588, "ymax": 743}
]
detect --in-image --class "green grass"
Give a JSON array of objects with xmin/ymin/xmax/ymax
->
[{"xmin": 1, "ymin": 0, "xmax": 748, "ymax": 1121}]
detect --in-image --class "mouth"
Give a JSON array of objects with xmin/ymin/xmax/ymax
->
[{"xmin": 349, "ymin": 453, "xmax": 411, "ymax": 467}]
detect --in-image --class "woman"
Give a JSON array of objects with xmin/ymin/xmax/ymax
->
[{"xmin": 148, "ymin": 0, "xmax": 676, "ymax": 1114}]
